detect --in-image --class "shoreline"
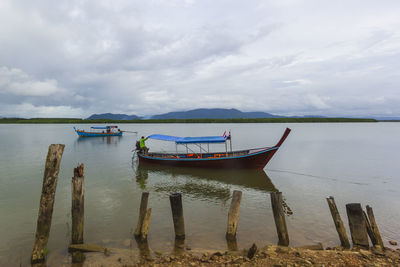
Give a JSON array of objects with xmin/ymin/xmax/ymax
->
[{"xmin": 63, "ymin": 243, "xmax": 400, "ymax": 266}]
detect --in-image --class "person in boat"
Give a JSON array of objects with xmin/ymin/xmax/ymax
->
[{"xmin": 139, "ymin": 136, "xmax": 149, "ymax": 154}]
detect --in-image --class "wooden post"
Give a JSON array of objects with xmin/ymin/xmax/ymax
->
[
  {"xmin": 173, "ymin": 238, "xmax": 185, "ymax": 256},
  {"xmin": 366, "ymin": 205, "xmax": 384, "ymax": 249},
  {"xmin": 270, "ymin": 192, "xmax": 289, "ymax": 246},
  {"xmin": 134, "ymin": 237, "xmax": 150, "ymax": 258},
  {"xmin": 31, "ymin": 144, "xmax": 65, "ymax": 263},
  {"xmin": 226, "ymin": 190, "xmax": 242, "ymax": 240},
  {"xmin": 346, "ymin": 203, "xmax": 369, "ymax": 248},
  {"xmin": 363, "ymin": 211, "xmax": 377, "ymax": 246},
  {"xmin": 72, "ymin": 164, "xmax": 84, "ymax": 244},
  {"xmin": 225, "ymin": 191, "xmax": 240, "ymax": 251},
  {"xmin": 134, "ymin": 192, "xmax": 149, "ymax": 238},
  {"xmin": 226, "ymin": 238, "xmax": 238, "ymax": 251},
  {"xmin": 247, "ymin": 243, "xmax": 257, "ymax": 259},
  {"xmin": 326, "ymin": 196, "xmax": 350, "ymax": 248},
  {"xmin": 169, "ymin": 193, "xmax": 185, "ymax": 240},
  {"xmin": 140, "ymin": 208, "xmax": 152, "ymax": 242}
]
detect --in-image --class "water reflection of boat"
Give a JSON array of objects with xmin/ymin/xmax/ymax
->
[
  {"xmin": 135, "ymin": 164, "xmax": 292, "ymax": 214},
  {"xmin": 76, "ymin": 135, "xmax": 122, "ymax": 145},
  {"xmin": 135, "ymin": 164, "xmax": 279, "ymax": 193}
]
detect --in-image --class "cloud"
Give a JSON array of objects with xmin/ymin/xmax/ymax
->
[
  {"xmin": 0, "ymin": 103, "xmax": 84, "ymax": 118},
  {"xmin": 8, "ymin": 80, "xmax": 59, "ymax": 97},
  {"xmin": 0, "ymin": 0, "xmax": 399, "ymax": 118},
  {"xmin": 0, "ymin": 67, "xmax": 61, "ymax": 96}
]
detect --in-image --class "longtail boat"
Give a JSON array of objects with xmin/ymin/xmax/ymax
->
[
  {"xmin": 74, "ymin": 126, "xmax": 123, "ymax": 137},
  {"xmin": 137, "ymin": 128, "xmax": 291, "ymax": 170}
]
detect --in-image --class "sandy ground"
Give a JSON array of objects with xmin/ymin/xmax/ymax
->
[{"xmin": 63, "ymin": 243, "xmax": 400, "ymax": 267}]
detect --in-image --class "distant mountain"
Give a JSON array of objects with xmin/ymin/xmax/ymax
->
[
  {"xmin": 86, "ymin": 113, "xmax": 140, "ymax": 120},
  {"xmin": 150, "ymin": 108, "xmax": 283, "ymax": 119}
]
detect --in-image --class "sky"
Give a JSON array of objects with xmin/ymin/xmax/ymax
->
[{"xmin": 0, "ymin": 0, "xmax": 399, "ymax": 118}]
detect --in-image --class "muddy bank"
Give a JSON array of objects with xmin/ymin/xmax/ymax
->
[{"xmin": 66, "ymin": 244, "xmax": 400, "ymax": 267}]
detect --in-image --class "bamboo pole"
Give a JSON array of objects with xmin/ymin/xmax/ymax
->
[
  {"xmin": 31, "ymin": 144, "xmax": 65, "ymax": 263},
  {"xmin": 169, "ymin": 193, "xmax": 185, "ymax": 240},
  {"xmin": 366, "ymin": 205, "xmax": 384, "ymax": 250},
  {"xmin": 71, "ymin": 164, "xmax": 84, "ymax": 245},
  {"xmin": 270, "ymin": 192, "xmax": 289, "ymax": 246},
  {"xmin": 134, "ymin": 192, "xmax": 149, "ymax": 238},
  {"xmin": 346, "ymin": 203, "xmax": 369, "ymax": 248},
  {"xmin": 226, "ymin": 190, "xmax": 242, "ymax": 240},
  {"xmin": 326, "ymin": 196, "xmax": 350, "ymax": 248}
]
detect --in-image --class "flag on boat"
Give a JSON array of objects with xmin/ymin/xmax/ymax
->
[{"xmin": 222, "ymin": 130, "xmax": 231, "ymax": 140}]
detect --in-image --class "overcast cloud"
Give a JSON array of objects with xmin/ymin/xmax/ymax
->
[{"xmin": 0, "ymin": 0, "xmax": 399, "ymax": 118}]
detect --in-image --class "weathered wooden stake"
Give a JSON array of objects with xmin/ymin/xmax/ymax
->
[
  {"xmin": 173, "ymin": 238, "xmax": 185, "ymax": 256},
  {"xmin": 366, "ymin": 205, "xmax": 384, "ymax": 250},
  {"xmin": 226, "ymin": 190, "xmax": 242, "ymax": 240},
  {"xmin": 326, "ymin": 196, "xmax": 350, "ymax": 248},
  {"xmin": 169, "ymin": 193, "xmax": 185, "ymax": 240},
  {"xmin": 298, "ymin": 243, "xmax": 324, "ymax": 250},
  {"xmin": 247, "ymin": 243, "xmax": 258, "ymax": 259},
  {"xmin": 31, "ymin": 144, "xmax": 65, "ymax": 264},
  {"xmin": 226, "ymin": 238, "xmax": 238, "ymax": 251},
  {"xmin": 134, "ymin": 192, "xmax": 149, "ymax": 238},
  {"xmin": 140, "ymin": 208, "xmax": 152, "ymax": 242},
  {"xmin": 72, "ymin": 163, "xmax": 84, "ymax": 245},
  {"xmin": 68, "ymin": 243, "xmax": 106, "ymax": 253},
  {"xmin": 346, "ymin": 203, "xmax": 369, "ymax": 248},
  {"xmin": 363, "ymin": 211, "xmax": 377, "ymax": 246},
  {"xmin": 270, "ymin": 192, "xmax": 289, "ymax": 246},
  {"xmin": 135, "ymin": 238, "xmax": 150, "ymax": 258}
]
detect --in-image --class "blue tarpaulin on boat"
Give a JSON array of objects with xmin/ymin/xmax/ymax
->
[
  {"xmin": 91, "ymin": 126, "xmax": 117, "ymax": 129},
  {"xmin": 148, "ymin": 134, "xmax": 226, "ymax": 144}
]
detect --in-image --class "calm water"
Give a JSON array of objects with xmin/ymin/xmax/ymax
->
[{"xmin": 0, "ymin": 123, "xmax": 399, "ymax": 265}]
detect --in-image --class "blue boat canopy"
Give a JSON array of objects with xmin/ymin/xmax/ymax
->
[
  {"xmin": 148, "ymin": 134, "xmax": 226, "ymax": 144},
  {"xmin": 91, "ymin": 126, "xmax": 118, "ymax": 129}
]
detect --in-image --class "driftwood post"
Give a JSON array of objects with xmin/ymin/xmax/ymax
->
[
  {"xmin": 363, "ymin": 211, "xmax": 377, "ymax": 246},
  {"xmin": 140, "ymin": 208, "xmax": 152, "ymax": 241},
  {"xmin": 170, "ymin": 193, "xmax": 185, "ymax": 240},
  {"xmin": 134, "ymin": 237, "xmax": 150, "ymax": 258},
  {"xmin": 366, "ymin": 205, "xmax": 384, "ymax": 249},
  {"xmin": 72, "ymin": 164, "xmax": 85, "ymax": 244},
  {"xmin": 326, "ymin": 196, "xmax": 350, "ymax": 248},
  {"xmin": 134, "ymin": 192, "xmax": 149, "ymax": 238},
  {"xmin": 173, "ymin": 238, "xmax": 185, "ymax": 256},
  {"xmin": 31, "ymin": 144, "xmax": 65, "ymax": 263},
  {"xmin": 346, "ymin": 203, "xmax": 369, "ymax": 248},
  {"xmin": 247, "ymin": 243, "xmax": 258, "ymax": 259},
  {"xmin": 226, "ymin": 190, "xmax": 242, "ymax": 240},
  {"xmin": 270, "ymin": 192, "xmax": 289, "ymax": 246},
  {"xmin": 226, "ymin": 238, "xmax": 238, "ymax": 251}
]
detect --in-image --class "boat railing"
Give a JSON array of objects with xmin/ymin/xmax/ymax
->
[{"xmin": 144, "ymin": 149, "xmax": 256, "ymax": 159}]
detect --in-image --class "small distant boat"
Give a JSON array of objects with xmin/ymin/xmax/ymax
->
[
  {"xmin": 74, "ymin": 126, "xmax": 123, "ymax": 137},
  {"xmin": 137, "ymin": 128, "xmax": 291, "ymax": 170}
]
